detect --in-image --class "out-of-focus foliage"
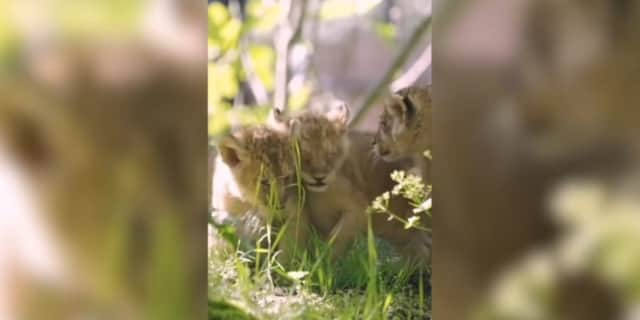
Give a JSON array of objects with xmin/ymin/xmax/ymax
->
[
  {"xmin": 208, "ymin": 3, "xmax": 241, "ymax": 139},
  {"xmin": 320, "ymin": 0, "xmax": 383, "ymax": 21},
  {"xmin": 208, "ymin": 2, "xmax": 281, "ymax": 143},
  {"xmin": 375, "ymin": 22, "xmax": 397, "ymax": 45},
  {"xmin": 479, "ymin": 178, "xmax": 640, "ymax": 320},
  {"xmin": 209, "ymin": 3, "xmax": 243, "ymax": 52},
  {"xmin": 248, "ymin": 44, "xmax": 275, "ymax": 89},
  {"xmin": 288, "ymin": 82, "xmax": 312, "ymax": 112},
  {"xmin": 53, "ymin": 1, "xmax": 142, "ymax": 36},
  {"xmin": 245, "ymin": 1, "xmax": 280, "ymax": 33}
]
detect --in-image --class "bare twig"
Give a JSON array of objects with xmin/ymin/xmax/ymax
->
[
  {"xmin": 240, "ymin": 41, "xmax": 269, "ymax": 105},
  {"xmin": 391, "ymin": 43, "xmax": 431, "ymax": 92},
  {"xmin": 351, "ymin": 15, "xmax": 432, "ymax": 126},
  {"xmin": 289, "ymin": 0, "xmax": 307, "ymax": 44},
  {"xmin": 307, "ymin": 0, "xmax": 323, "ymax": 90},
  {"xmin": 273, "ymin": 0, "xmax": 309, "ymax": 113}
]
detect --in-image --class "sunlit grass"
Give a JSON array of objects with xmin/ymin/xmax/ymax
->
[
  {"xmin": 209, "ymin": 225, "xmax": 429, "ymax": 319},
  {"xmin": 209, "ymin": 140, "xmax": 430, "ymax": 319}
]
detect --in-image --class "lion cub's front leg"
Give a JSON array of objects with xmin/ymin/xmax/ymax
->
[
  {"xmin": 276, "ymin": 196, "xmax": 312, "ymax": 264},
  {"xmin": 306, "ymin": 178, "xmax": 369, "ymax": 259},
  {"xmin": 327, "ymin": 200, "xmax": 367, "ymax": 258}
]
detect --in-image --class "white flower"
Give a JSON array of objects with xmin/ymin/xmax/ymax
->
[
  {"xmin": 413, "ymin": 198, "xmax": 432, "ymax": 214},
  {"xmin": 405, "ymin": 216, "xmax": 421, "ymax": 229}
]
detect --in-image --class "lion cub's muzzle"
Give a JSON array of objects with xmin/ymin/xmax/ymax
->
[{"xmin": 302, "ymin": 172, "xmax": 332, "ymax": 192}]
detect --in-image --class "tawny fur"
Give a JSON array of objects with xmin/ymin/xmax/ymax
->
[
  {"xmin": 211, "ymin": 125, "xmax": 310, "ymax": 262},
  {"xmin": 291, "ymin": 107, "xmax": 431, "ymax": 266},
  {"xmin": 374, "ymin": 85, "xmax": 432, "ymax": 182},
  {"xmin": 290, "ymin": 110, "xmax": 350, "ymax": 192},
  {"xmin": 346, "ymin": 131, "xmax": 431, "ymax": 267}
]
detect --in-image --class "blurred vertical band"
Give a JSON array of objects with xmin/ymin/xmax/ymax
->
[
  {"xmin": 0, "ymin": 1, "xmax": 207, "ymax": 319},
  {"xmin": 434, "ymin": 1, "xmax": 640, "ymax": 319}
]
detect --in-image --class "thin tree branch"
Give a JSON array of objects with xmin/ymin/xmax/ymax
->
[
  {"xmin": 273, "ymin": 0, "xmax": 309, "ymax": 113},
  {"xmin": 232, "ymin": 0, "xmax": 268, "ymax": 106},
  {"xmin": 351, "ymin": 15, "xmax": 432, "ymax": 126},
  {"xmin": 240, "ymin": 40, "xmax": 269, "ymax": 105},
  {"xmin": 391, "ymin": 42, "xmax": 431, "ymax": 92},
  {"xmin": 290, "ymin": 0, "xmax": 308, "ymax": 44},
  {"xmin": 307, "ymin": 0, "xmax": 323, "ymax": 90}
]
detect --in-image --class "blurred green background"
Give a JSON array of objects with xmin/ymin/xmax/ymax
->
[{"xmin": 208, "ymin": 0, "xmax": 431, "ymax": 144}]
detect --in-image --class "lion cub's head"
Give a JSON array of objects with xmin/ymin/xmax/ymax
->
[
  {"xmin": 287, "ymin": 100, "xmax": 351, "ymax": 192},
  {"xmin": 374, "ymin": 85, "xmax": 432, "ymax": 161},
  {"xmin": 218, "ymin": 125, "xmax": 296, "ymax": 209}
]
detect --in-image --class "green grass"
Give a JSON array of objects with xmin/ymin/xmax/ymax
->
[
  {"xmin": 208, "ymin": 216, "xmax": 430, "ymax": 320},
  {"xmin": 209, "ymin": 141, "xmax": 431, "ymax": 319}
]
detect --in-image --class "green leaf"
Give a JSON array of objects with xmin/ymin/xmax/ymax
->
[
  {"xmin": 248, "ymin": 45, "xmax": 275, "ymax": 90},
  {"xmin": 208, "ymin": 3, "xmax": 242, "ymax": 51},
  {"xmin": 246, "ymin": 0, "xmax": 281, "ymax": 32},
  {"xmin": 209, "ymin": 63, "xmax": 239, "ymax": 100},
  {"xmin": 208, "ymin": 102, "xmax": 231, "ymax": 138},
  {"xmin": 219, "ymin": 18, "xmax": 243, "ymax": 51},
  {"xmin": 320, "ymin": 0, "xmax": 383, "ymax": 21},
  {"xmin": 382, "ymin": 294, "xmax": 394, "ymax": 316},
  {"xmin": 209, "ymin": 3, "xmax": 230, "ymax": 27},
  {"xmin": 211, "ymin": 222, "xmax": 239, "ymax": 247},
  {"xmin": 288, "ymin": 83, "xmax": 313, "ymax": 111},
  {"xmin": 375, "ymin": 22, "xmax": 397, "ymax": 44},
  {"xmin": 229, "ymin": 105, "xmax": 271, "ymax": 126}
]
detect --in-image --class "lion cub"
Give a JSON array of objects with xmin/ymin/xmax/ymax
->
[
  {"xmin": 211, "ymin": 125, "xmax": 309, "ymax": 261},
  {"xmin": 283, "ymin": 100, "xmax": 431, "ymax": 266},
  {"xmin": 284, "ymin": 101, "xmax": 367, "ymax": 256},
  {"xmin": 373, "ymin": 85, "xmax": 432, "ymax": 181}
]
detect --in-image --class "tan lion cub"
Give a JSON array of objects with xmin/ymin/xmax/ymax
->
[
  {"xmin": 348, "ymin": 131, "xmax": 432, "ymax": 267},
  {"xmin": 286, "ymin": 101, "xmax": 367, "ymax": 257},
  {"xmin": 212, "ymin": 125, "xmax": 309, "ymax": 262},
  {"xmin": 373, "ymin": 85, "xmax": 432, "ymax": 181},
  {"xmin": 281, "ymin": 100, "xmax": 431, "ymax": 266}
]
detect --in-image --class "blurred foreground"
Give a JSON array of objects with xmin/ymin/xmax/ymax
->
[
  {"xmin": 435, "ymin": 1, "xmax": 640, "ymax": 319},
  {"xmin": 0, "ymin": 1, "xmax": 207, "ymax": 319}
]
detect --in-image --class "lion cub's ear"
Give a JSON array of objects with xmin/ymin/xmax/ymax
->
[
  {"xmin": 387, "ymin": 93, "xmax": 406, "ymax": 116},
  {"xmin": 218, "ymin": 135, "xmax": 246, "ymax": 168},
  {"xmin": 325, "ymin": 100, "xmax": 350, "ymax": 127},
  {"xmin": 266, "ymin": 108, "xmax": 290, "ymax": 133},
  {"xmin": 388, "ymin": 90, "xmax": 415, "ymax": 126}
]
